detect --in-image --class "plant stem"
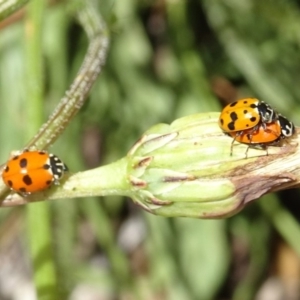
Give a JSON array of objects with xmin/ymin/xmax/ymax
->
[
  {"xmin": 25, "ymin": 0, "xmax": 59, "ymax": 299},
  {"xmin": 25, "ymin": 0, "xmax": 109, "ymax": 150},
  {"xmin": 0, "ymin": 0, "xmax": 29, "ymax": 21}
]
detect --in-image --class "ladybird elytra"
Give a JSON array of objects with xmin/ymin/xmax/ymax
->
[{"xmin": 219, "ymin": 98, "xmax": 277, "ymax": 133}]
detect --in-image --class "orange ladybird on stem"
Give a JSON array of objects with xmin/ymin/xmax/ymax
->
[{"xmin": 1, "ymin": 150, "xmax": 68, "ymax": 196}]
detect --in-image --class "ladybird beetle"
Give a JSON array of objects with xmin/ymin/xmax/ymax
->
[
  {"xmin": 219, "ymin": 98, "xmax": 277, "ymax": 133},
  {"xmin": 228, "ymin": 114, "xmax": 295, "ymax": 155},
  {"xmin": 1, "ymin": 150, "xmax": 68, "ymax": 195}
]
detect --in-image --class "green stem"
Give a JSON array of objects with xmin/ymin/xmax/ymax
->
[
  {"xmin": 58, "ymin": 158, "xmax": 130, "ymax": 198},
  {"xmin": 25, "ymin": 0, "xmax": 43, "ymax": 135},
  {"xmin": 25, "ymin": 0, "xmax": 59, "ymax": 299},
  {"xmin": 0, "ymin": 0, "xmax": 29, "ymax": 21},
  {"xmin": 25, "ymin": 0, "xmax": 109, "ymax": 150}
]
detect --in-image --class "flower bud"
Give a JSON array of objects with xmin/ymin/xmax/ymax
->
[{"xmin": 127, "ymin": 113, "xmax": 297, "ymax": 218}]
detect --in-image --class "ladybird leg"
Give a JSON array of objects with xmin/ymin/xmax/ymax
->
[
  {"xmin": 53, "ymin": 178, "xmax": 61, "ymax": 186},
  {"xmin": 244, "ymin": 132, "xmax": 253, "ymax": 157},
  {"xmin": 244, "ymin": 145, "xmax": 250, "ymax": 158},
  {"xmin": 230, "ymin": 133, "xmax": 239, "ymax": 156},
  {"xmin": 230, "ymin": 131, "xmax": 244, "ymax": 156},
  {"xmin": 230, "ymin": 138, "xmax": 235, "ymax": 156},
  {"xmin": 264, "ymin": 127, "xmax": 280, "ymax": 139},
  {"xmin": 244, "ymin": 134, "xmax": 252, "ymax": 158},
  {"xmin": 244, "ymin": 126, "xmax": 259, "ymax": 158},
  {"xmin": 261, "ymin": 127, "xmax": 280, "ymax": 155},
  {"xmin": 245, "ymin": 124, "xmax": 260, "ymax": 143},
  {"xmin": 244, "ymin": 128, "xmax": 257, "ymax": 158},
  {"xmin": 259, "ymin": 144, "xmax": 268, "ymax": 156}
]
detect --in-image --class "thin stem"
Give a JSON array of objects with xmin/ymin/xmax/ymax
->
[
  {"xmin": 25, "ymin": 0, "xmax": 109, "ymax": 150},
  {"xmin": 0, "ymin": 0, "xmax": 29, "ymax": 21},
  {"xmin": 24, "ymin": 0, "xmax": 59, "ymax": 299}
]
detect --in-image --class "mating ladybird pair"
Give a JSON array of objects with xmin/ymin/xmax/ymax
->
[
  {"xmin": 219, "ymin": 98, "xmax": 295, "ymax": 155},
  {"xmin": 1, "ymin": 150, "xmax": 68, "ymax": 195}
]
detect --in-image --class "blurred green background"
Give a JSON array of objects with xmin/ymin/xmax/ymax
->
[{"xmin": 0, "ymin": 0, "xmax": 300, "ymax": 299}]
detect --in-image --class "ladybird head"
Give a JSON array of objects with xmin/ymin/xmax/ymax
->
[
  {"xmin": 278, "ymin": 114, "xmax": 295, "ymax": 138},
  {"xmin": 257, "ymin": 102, "xmax": 277, "ymax": 123},
  {"xmin": 48, "ymin": 154, "xmax": 68, "ymax": 181}
]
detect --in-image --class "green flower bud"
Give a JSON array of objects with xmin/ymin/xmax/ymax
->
[{"xmin": 127, "ymin": 112, "xmax": 296, "ymax": 218}]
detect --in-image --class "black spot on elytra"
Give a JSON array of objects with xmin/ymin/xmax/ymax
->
[
  {"xmin": 229, "ymin": 112, "xmax": 238, "ymax": 121},
  {"xmin": 43, "ymin": 164, "xmax": 51, "ymax": 170},
  {"xmin": 19, "ymin": 158, "xmax": 28, "ymax": 168},
  {"xmin": 19, "ymin": 187, "xmax": 27, "ymax": 193},
  {"xmin": 229, "ymin": 101, "xmax": 238, "ymax": 107},
  {"xmin": 227, "ymin": 112, "xmax": 239, "ymax": 130},
  {"xmin": 228, "ymin": 122, "xmax": 235, "ymax": 130},
  {"xmin": 23, "ymin": 175, "xmax": 32, "ymax": 186},
  {"xmin": 7, "ymin": 180, "xmax": 13, "ymax": 188},
  {"xmin": 4, "ymin": 166, "xmax": 9, "ymax": 173}
]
